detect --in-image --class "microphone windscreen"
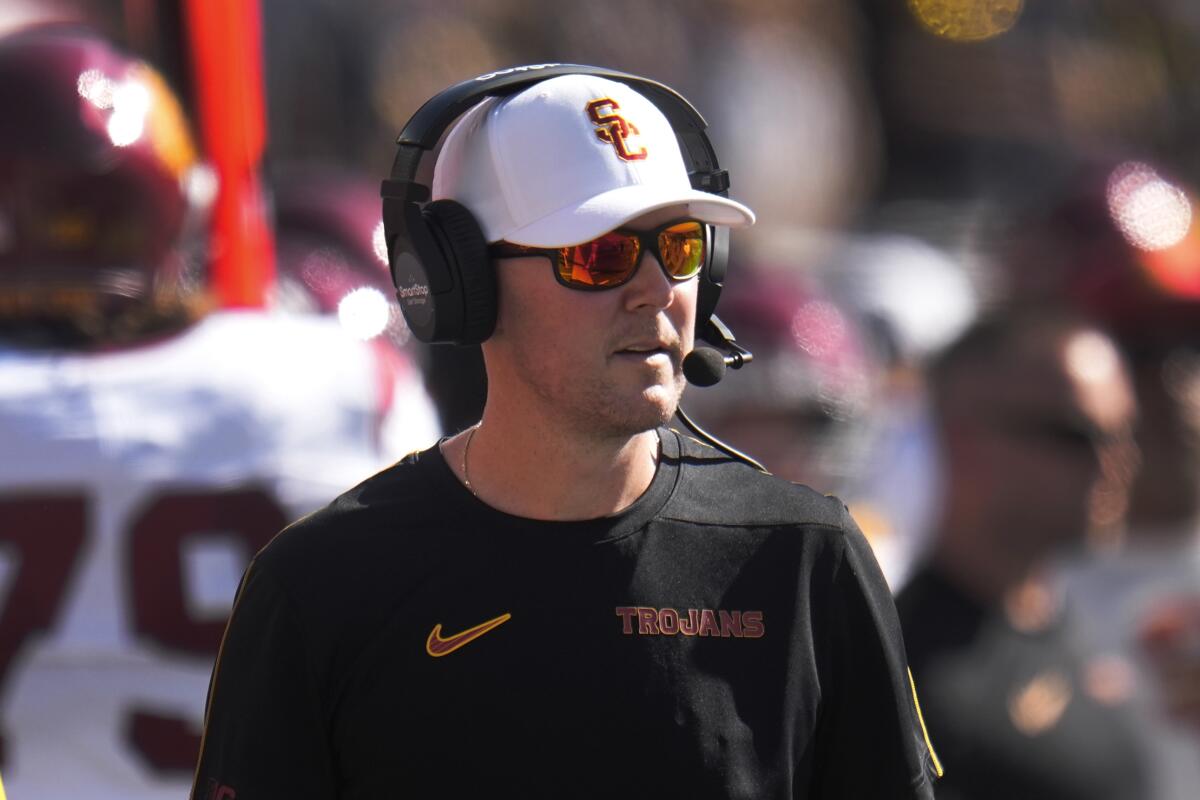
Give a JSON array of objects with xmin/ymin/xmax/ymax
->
[{"xmin": 683, "ymin": 347, "xmax": 727, "ymax": 387}]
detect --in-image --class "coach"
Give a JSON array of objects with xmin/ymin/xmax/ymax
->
[{"xmin": 192, "ymin": 67, "xmax": 940, "ymax": 799}]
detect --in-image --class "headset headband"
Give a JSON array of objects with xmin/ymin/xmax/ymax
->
[{"xmin": 385, "ymin": 63, "xmax": 728, "ymax": 195}]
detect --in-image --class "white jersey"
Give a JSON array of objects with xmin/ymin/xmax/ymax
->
[{"xmin": 0, "ymin": 310, "xmax": 440, "ymax": 800}]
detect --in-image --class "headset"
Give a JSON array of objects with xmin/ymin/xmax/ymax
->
[
  {"xmin": 381, "ymin": 63, "xmax": 764, "ymax": 470},
  {"xmin": 380, "ymin": 63, "xmax": 733, "ymax": 347}
]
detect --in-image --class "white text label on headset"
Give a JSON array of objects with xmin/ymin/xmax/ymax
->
[
  {"xmin": 397, "ymin": 283, "xmax": 430, "ymax": 301},
  {"xmin": 473, "ymin": 64, "xmax": 562, "ymax": 82}
]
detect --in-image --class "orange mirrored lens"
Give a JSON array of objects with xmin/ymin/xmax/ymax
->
[
  {"xmin": 558, "ymin": 233, "xmax": 641, "ymax": 287},
  {"xmin": 658, "ymin": 222, "xmax": 705, "ymax": 278},
  {"xmin": 553, "ymin": 221, "xmax": 705, "ymax": 288}
]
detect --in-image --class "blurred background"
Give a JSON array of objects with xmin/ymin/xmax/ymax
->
[{"xmin": 1, "ymin": 0, "xmax": 1199, "ymax": 798}]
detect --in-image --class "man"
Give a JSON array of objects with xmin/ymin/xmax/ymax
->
[
  {"xmin": 1009, "ymin": 160, "xmax": 1200, "ymax": 798},
  {"xmin": 0, "ymin": 27, "xmax": 435, "ymax": 799},
  {"xmin": 193, "ymin": 72, "xmax": 939, "ymax": 799},
  {"xmin": 898, "ymin": 311, "xmax": 1152, "ymax": 799}
]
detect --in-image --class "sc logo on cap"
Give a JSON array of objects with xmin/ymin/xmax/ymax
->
[{"xmin": 586, "ymin": 98, "xmax": 648, "ymax": 162}]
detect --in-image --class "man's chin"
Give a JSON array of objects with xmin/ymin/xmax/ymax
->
[
  {"xmin": 637, "ymin": 384, "xmax": 683, "ymax": 426},
  {"xmin": 588, "ymin": 388, "xmax": 680, "ymax": 439}
]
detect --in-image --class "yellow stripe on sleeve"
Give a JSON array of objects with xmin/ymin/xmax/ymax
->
[{"xmin": 908, "ymin": 667, "xmax": 944, "ymax": 778}]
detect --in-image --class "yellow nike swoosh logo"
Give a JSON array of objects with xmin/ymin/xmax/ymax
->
[{"xmin": 426, "ymin": 612, "xmax": 512, "ymax": 657}]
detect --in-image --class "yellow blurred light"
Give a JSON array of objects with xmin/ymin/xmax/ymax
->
[
  {"xmin": 137, "ymin": 65, "xmax": 198, "ymax": 177},
  {"xmin": 907, "ymin": 0, "xmax": 1023, "ymax": 42},
  {"xmin": 1008, "ymin": 669, "xmax": 1072, "ymax": 736},
  {"xmin": 1107, "ymin": 162, "xmax": 1192, "ymax": 252}
]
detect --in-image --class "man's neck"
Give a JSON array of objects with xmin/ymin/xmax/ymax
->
[{"xmin": 441, "ymin": 404, "xmax": 662, "ymax": 521}]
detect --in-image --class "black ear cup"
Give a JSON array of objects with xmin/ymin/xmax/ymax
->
[{"xmin": 423, "ymin": 199, "xmax": 496, "ymax": 345}]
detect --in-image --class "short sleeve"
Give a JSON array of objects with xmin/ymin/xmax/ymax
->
[
  {"xmin": 190, "ymin": 559, "xmax": 336, "ymax": 800},
  {"xmin": 809, "ymin": 507, "xmax": 941, "ymax": 799}
]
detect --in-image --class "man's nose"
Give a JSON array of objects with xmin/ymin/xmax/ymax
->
[{"xmin": 622, "ymin": 251, "xmax": 675, "ymax": 312}]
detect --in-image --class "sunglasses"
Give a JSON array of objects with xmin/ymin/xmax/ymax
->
[
  {"xmin": 992, "ymin": 413, "xmax": 1134, "ymax": 453},
  {"xmin": 488, "ymin": 219, "xmax": 707, "ymax": 291}
]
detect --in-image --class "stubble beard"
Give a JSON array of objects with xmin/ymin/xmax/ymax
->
[{"xmin": 515, "ymin": 352, "xmax": 686, "ymax": 441}]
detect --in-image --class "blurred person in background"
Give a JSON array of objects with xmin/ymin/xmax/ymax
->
[
  {"xmin": 1005, "ymin": 160, "xmax": 1200, "ymax": 798},
  {"xmin": 0, "ymin": 25, "xmax": 435, "ymax": 800},
  {"xmin": 818, "ymin": 233, "xmax": 982, "ymax": 589},
  {"xmin": 898, "ymin": 310, "xmax": 1152, "ymax": 799},
  {"xmin": 271, "ymin": 163, "xmax": 441, "ymax": 448}
]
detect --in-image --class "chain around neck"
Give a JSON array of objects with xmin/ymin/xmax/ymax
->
[{"xmin": 461, "ymin": 423, "xmax": 481, "ymax": 497}]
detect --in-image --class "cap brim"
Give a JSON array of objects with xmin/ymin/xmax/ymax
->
[{"xmin": 500, "ymin": 185, "xmax": 756, "ymax": 247}]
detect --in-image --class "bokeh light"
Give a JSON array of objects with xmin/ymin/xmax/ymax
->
[
  {"xmin": 372, "ymin": 219, "xmax": 389, "ymax": 266},
  {"xmin": 106, "ymin": 79, "xmax": 150, "ymax": 147},
  {"xmin": 1107, "ymin": 161, "xmax": 1193, "ymax": 252},
  {"xmin": 907, "ymin": 0, "xmax": 1024, "ymax": 43},
  {"xmin": 184, "ymin": 164, "xmax": 220, "ymax": 209},
  {"xmin": 76, "ymin": 68, "xmax": 113, "ymax": 108},
  {"xmin": 337, "ymin": 286, "xmax": 390, "ymax": 340},
  {"xmin": 1065, "ymin": 329, "xmax": 1121, "ymax": 387},
  {"xmin": 792, "ymin": 299, "xmax": 847, "ymax": 361}
]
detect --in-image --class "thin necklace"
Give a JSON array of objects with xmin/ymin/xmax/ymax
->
[{"xmin": 461, "ymin": 423, "xmax": 480, "ymax": 497}]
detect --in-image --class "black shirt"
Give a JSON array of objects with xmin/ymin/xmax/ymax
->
[
  {"xmin": 193, "ymin": 429, "xmax": 939, "ymax": 799},
  {"xmin": 898, "ymin": 564, "xmax": 1151, "ymax": 800}
]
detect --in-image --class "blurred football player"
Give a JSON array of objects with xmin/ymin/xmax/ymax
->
[
  {"xmin": 272, "ymin": 165, "xmax": 489, "ymax": 437},
  {"xmin": 272, "ymin": 165, "xmax": 402, "ymax": 326},
  {"xmin": 0, "ymin": 25, "xmax": 437, "ymax": 800},
  {"xmin": 271, "ymin": 164, "xmax": 441, "ymax": 450}
]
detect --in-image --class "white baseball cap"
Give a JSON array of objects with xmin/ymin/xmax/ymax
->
[{"xmin": 431, "ymin": 74, "xmax": 756, "ymax": 247}]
